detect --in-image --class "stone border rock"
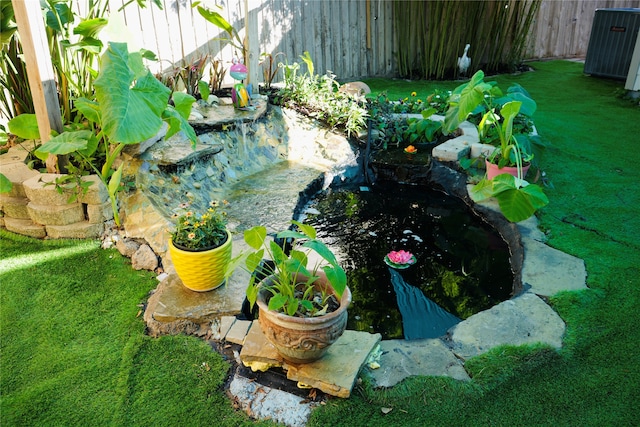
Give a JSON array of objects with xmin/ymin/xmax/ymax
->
[{"xmin": 0, "ymin": 142, "xmax": 111, "ymax": 239}]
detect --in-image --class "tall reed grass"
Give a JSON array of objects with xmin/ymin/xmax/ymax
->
[{"xmin": 394, "ymin": 0, "xmax": 541, "ymax": 80}]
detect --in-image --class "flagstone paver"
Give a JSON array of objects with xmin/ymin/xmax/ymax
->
[{"xmin": 365, "ymin": 338, "xmax": 470, "ymax": 387}]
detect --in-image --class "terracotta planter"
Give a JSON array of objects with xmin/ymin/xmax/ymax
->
[
  {"xmin": 485, "ymin": 159, "xmax": 530, "ymax": 180},
  {"xmin": 256, "ymin": 274, "xmax": 352, "ymax": 363},
  {"xmin": 168, "ymin": 230, "xmax": 232, "ymax": 292}
]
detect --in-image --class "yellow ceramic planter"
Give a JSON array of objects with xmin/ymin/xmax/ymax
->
[{"xmin": 169, "ymin": 230, "xmax": 232, "ymax": 292}]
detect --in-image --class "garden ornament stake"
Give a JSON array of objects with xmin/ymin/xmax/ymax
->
[{"xmin": 230, "ymin": 58, "xmax": 255, "ymax": 111}]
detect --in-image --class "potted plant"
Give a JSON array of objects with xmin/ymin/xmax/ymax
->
[
  {"xmin": 443, "ymin": 70, "xmax": 548, "ymax": 222},
  {"xmin": 7, "ymin": 42, "xmax": 197, "ymax": 227},
  {"xmin": 227, "ymin": 220, "xmax": 351, "ymax": 363},
  {"xmin": 168, "ymin": 201, "xmax": 232, "ymax": 292}
]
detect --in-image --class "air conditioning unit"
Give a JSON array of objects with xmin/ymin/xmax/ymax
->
[{"xmin": 584, "ymin": 8, "xmax": 640, "ymax": 80}]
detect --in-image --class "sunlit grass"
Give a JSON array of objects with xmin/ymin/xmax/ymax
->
[{"xmin": 0, "ymin": 241, "xmax": 98, "ymax": 274}]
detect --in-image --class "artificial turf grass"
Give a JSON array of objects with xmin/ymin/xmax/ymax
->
[
  {"xmin": 0, "ymin": 230, "xmax": 273, "ymax": 426},
  {"xmin": 304, "ymin": 61, "xmax": 640, "ymax": 425}
]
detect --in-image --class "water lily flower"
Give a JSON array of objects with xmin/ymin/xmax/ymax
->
[
  {"xmin": 404, "ymin": 145, "xmax": 417, "ymax": 154},
  {"xmin": 387, "ymin": 250, "xmax": 414, "ymax": 265}
]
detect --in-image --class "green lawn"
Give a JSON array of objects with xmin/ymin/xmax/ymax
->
[{"xmin": 2, "ymin": 60, "xmax": 639, "ymax": 426}]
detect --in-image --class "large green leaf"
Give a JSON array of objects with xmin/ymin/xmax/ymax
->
[
  {"xmin": 494, "ymin": 188, "xmax": 537, "ymax": 223},
  {"xmin": 35, "ymin": 130, "xmax": 92, "ymax": 156},
  {"xmin": 108, "ymin": 163, "xmax": 124, "ymax": 196},
  {"xmin": 322, "ymin": 265, "xmax": 347, "ymax": 299},
  {"xmin": 45, "ymin": 3, "xmax": 73, "ymax": 33},
  {"xmin": 94, "ymin": 42, "xmax": 170, "ymax": 145},
  {"xmin": 75, "ymin": 98, "xmax": 101, "ymax": 124},
  {"xmin": 244, "ymin": 226, "xmax": 267, "ymax": 250},
  {"xmin": 499, "ymin": 100, "xmax": 522, "ymax": 145},
  {"xmin": 74, "ymin": 18, "xmax": 108, "ymax": 38},
  {"xmin": 171, "ymin": 92, "xmax": 195, "ymax": 120},
  {"xmin": 444, "ymin": 70, "xmax": 490, "ymax": 133},
  {"xmin": 8, "ymin": 114, "xmax": 39, "ymax": 140},
  {"xmin": 162, "ymin": 107, "xmax": 197, "ymax": 149},
  {"xmin": 520, "ymin": 183, "xmax": 549, "ymax": 209},
  {"xmin": 196, "ymin": 6, "xmax": 236, "ymax": 40}
]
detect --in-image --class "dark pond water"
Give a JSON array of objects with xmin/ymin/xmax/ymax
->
[{"xmin": 304, "ymin": 181, "xmax": 513, "ymax": 340}]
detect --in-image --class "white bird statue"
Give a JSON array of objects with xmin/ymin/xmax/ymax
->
[{"xmin": 457, "ymin": 44, "xmax": 471, "ymax": 76}]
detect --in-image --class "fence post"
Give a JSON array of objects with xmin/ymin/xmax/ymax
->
[
  {"xmin": 245, "ymin": 0, "xmax": 260, "ymax": 94},
  {"xmin": 11, "ymin": 0, "xmax": 63, "ymax": 142}
]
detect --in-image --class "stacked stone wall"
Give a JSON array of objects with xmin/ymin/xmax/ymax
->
[{"xmin": 1, "ymin": 145, "xmax": 110, "ymax": 239}]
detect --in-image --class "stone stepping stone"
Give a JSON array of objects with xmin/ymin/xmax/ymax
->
[
  {"xmin": 238, "ymin": 321, "xmax": 381, "ymax": 398},
  {"xmin": 365, "ymin": 338, "xmax": 470, "ymax": 388}
]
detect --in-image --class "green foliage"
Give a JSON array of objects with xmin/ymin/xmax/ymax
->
[
  {"xmin": 29, "ymin": 42, "xmax": 197, "ymax": 226},
  {"xmin": 227, "ymin": 221, "xmax": 347, "ymax": 317},
  {"xmin": 470, "ymin": 174, "xmax": 549, "ymax": 222},
  {"xmin": 259, "ymin": 52, "xmax": 284, "ymax": 89},
  {"xmin": 444, "ymin": 70, "xmax": 547, "ymax": 222},
  {"xmin": 275, "ymin": 53, "xmax": 368, "ymax": 137},
  {"xmin": 0, "ymin": 173, "xmax": 12, "ymax": 193},
  {"xmin": 195, "ymin": 2, "xmax": 246, "ymax": 62},
  {"xmin": 404, "ymin": 108, "xmax": 442, "ymax": 144},
  {"xmin": 0, "ymin": 19, "xmax": 32, "ymax": 119}
]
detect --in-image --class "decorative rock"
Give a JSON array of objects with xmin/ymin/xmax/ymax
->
[
  {"xmin": 0, "ymin": 196, "xmax": 30, "ymax": 219},
  {"xmin": 432, "ymin": 136, "xmax": 472, "ymax": 162},
  {"xmin": 86, "ymin": 201, "xmax": 114, "ymax": 224},
  {"xmin": 470, "ymin": 142, "xmax": 495, "ymax": 159},
  {"xmin": 240, "ymin": 322, "xmax": 284, "ymax": 372},
  {"xmin": 131, "ymin": 244, "xmax": 158, "ymax": 271},
  {"xmin": 45, "ymin": 221, "xmax": 104, "ymax": 239},
  {"xmin": 22, "ymin": 174, "xmax": 73, "ymax": 206},
  {"xmin": 229, "ymin": 374, "xmax": 315, "ymax": 427},
  {"xmin": 27, "ymin": 202, "xmax": 85, "ymax": 226},
  {"xmin": 116, "ymin": 238, "xmax": 141, "ymax": 258},
  {"xmin": 4, "ymin": 217, "xmax": 46, "ymax": 238},
  {"xmin": 0, "ymin": 162, "xmax": 40, "ymax": 197},
  {"xmin": 365, "ymin": 338, "xmax": 470, "ymax": 388},
  {"xmin": 144, "ymin": 270, "xmax": 246, "ymax": 334},
  {"xmin": 225, "ymin": 319, "xmax": 252, "ymax": 345},
  {"xmin": 123, "ymin": 123, "xmax": 168, "ymax": 157},
  {"xmin": 448, "ymin": 292, "xmax": 566, "ymax": 361},
  {"xmin": 76, "ymin": 175, "xmax": 109, "ymax": 205},
  {"xmin": 283, "ymin": 330, "xmax": 382, "ymax": 398},
  {"xmin": 338, "ymin": 81, "xmax": 371, "ymax": 96},
  {"xmin": 521, "ymin": 238, "xmax": 588, "ymax": 296}
]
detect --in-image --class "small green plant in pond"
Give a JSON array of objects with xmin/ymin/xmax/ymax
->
[
  {"xmin": 226, "ymin": 221, "xmax": 347, "ymax": 317},
  {"xmin": 404, "ymin": 107, "xmax": 442, "ymax": 144}
]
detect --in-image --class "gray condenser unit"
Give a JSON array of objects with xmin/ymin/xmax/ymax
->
[{"xmin": 584, "ymin": 8, "xmax": 640, "ymax": 80}]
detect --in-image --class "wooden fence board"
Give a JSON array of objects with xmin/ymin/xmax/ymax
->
[{"xmin": 102, "ymin": 0, "xmax": 638, "ymax": 82}]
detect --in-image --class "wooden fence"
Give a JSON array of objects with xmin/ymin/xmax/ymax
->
[{"xmin": 69, "ymin": 0, "xmax": 640, "ymax": 83}]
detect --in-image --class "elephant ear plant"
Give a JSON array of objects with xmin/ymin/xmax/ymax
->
[
  {"xmin": 227, "ymin": 220, "xmax": 347, "ymax": 318},
  {"xmin": 443, "ymin": 70, "xmax": 548, "ymax": 222},
  {"xmin": 8, "ymin": 42, "xmax": 197, "ymax": 227}
]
